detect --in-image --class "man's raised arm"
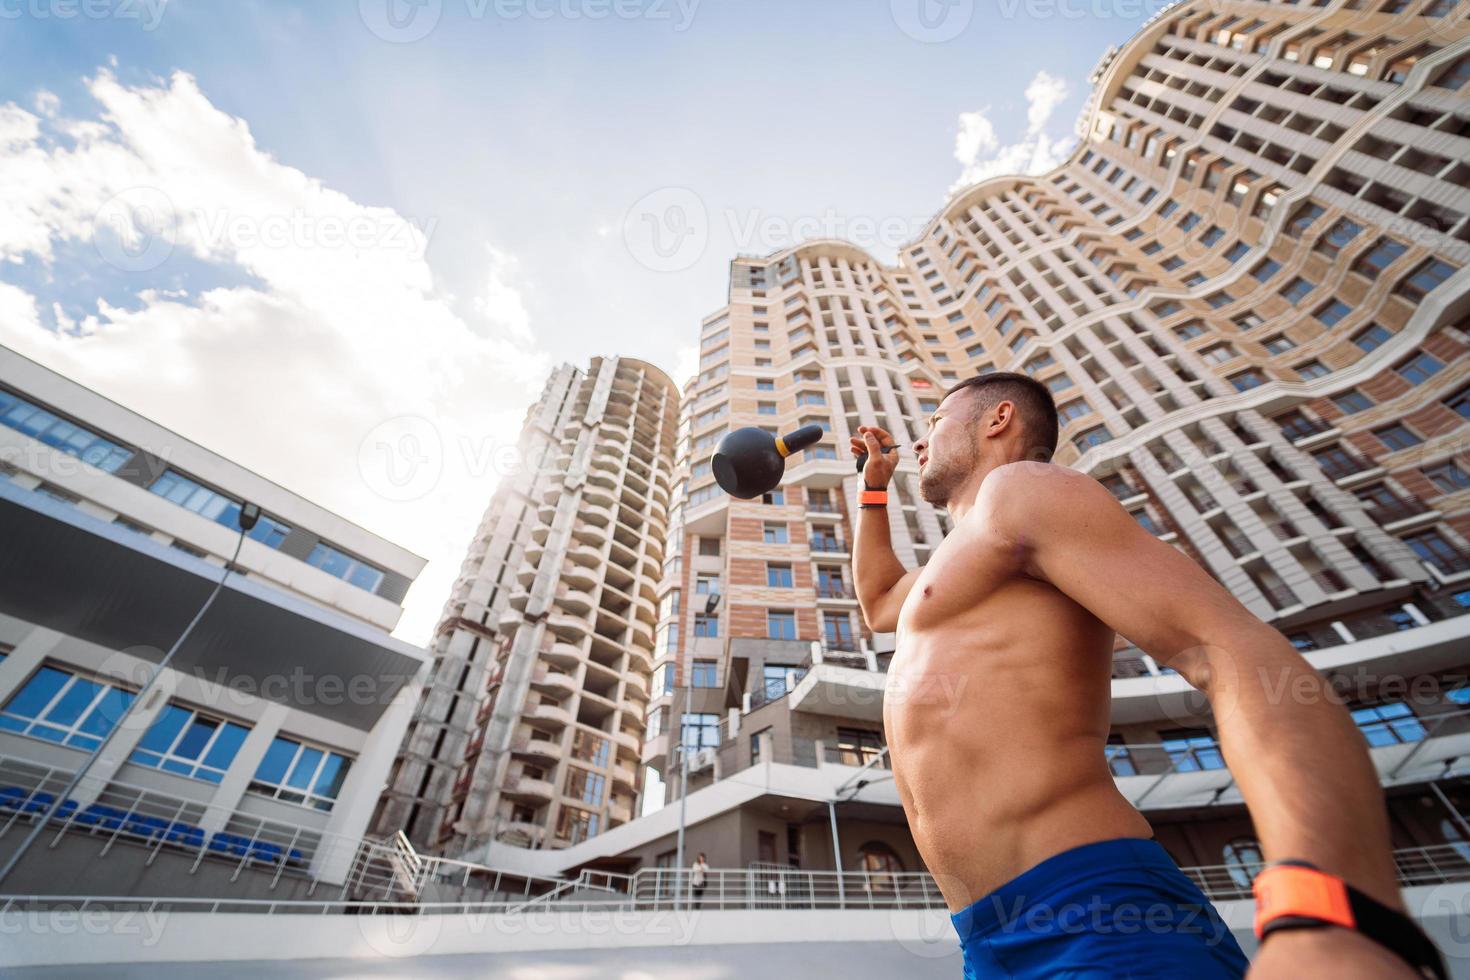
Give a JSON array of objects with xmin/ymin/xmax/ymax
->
[
  {"xmin": 990, "ymin": 462, "xmax": 1419, "ymax": 978},
  {"xmin": 850, "ymin": 426, "xmax": 921, "ymax": 634}
]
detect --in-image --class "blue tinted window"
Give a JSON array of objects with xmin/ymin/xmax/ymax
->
[
  {"xmin": 137, "ymin": 705, "xmax": 191, "ymax": 753},
  {"xmin": 254, "ymin": 737, "xmax": 297, "ymax": 784},
  {"xmin": 0, "ymin": 390, "xmax": 132, "ymax": 473},
  {"xmin": 174, "ymin": 718, "xmax": 217, "ymax": 760},
  {"xmin": 203, "ymin": 723, "xmax": 249, "ymax": 771},
  {"xmin": 46, "ymin": 678, "xmax": 102, "ymax": 728},
  {"xmin": 2, "ymin": 666, "xmax": 69, "ymax": 720},
  {"xmin": 286, "ymin": 747, "xmax": 324, "ymax": 791}
]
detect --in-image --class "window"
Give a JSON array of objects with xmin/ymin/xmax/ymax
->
[
  {"xmin": 1174, "ymin": 321, "xmax": 1205, "ymax": 340},
  {"xmin": 1224, "ymin": 242, "xmax": 1249, "ymax": 264},
  {"xmin": 1426, "ymin": 462, "xmax": 1470, "ymax": 494},
  {"xmin": 698, "ymin": 537, "xmax": 721, "ymax": 556},
  {"xmin": 0, "ymin": 665, "xmax": 134, "ymax": 752},
  {"xmin": 756, "ymin": 378, "xmax": 774, "ymax": 391},
  {"xmin": 690, "ymin": 660, "xmax": 719, "ymax": 688},
  {"xmin": 1073, "ymin": 426, "xmax": 1111, "ymax": 452},
  {"xmin": 1132, "ymin": 510, "xmax": 1160, "ymax": 534},
  {"xmin": 1396, "ymin": 353, "xmax": 1444, "ymax": 385},
  {"xmin": 1350, "ymin": 702, "xmax": 1425, "ymax": 747},
  {"xmin": 149, "ymin": 470, "xmax": 292, "ymax": 548},
  {"xmin": 694, "ymin": 574, "xmax": 720, "ymax": 596},
  {"xmin": 249, "ymin": 736, "xmax": 353, "ymax": 811},
  {"xmin": 1352, "ymin": 323, "xmax": 1391, "ymax": 352},
  {"xmin": 767, "ymin": 609, "xmax": 797, "ymax": 640},
  {"xmin": 835, "ymin": 728, "xmax": 886, "ymax": 767},
  {"xmin": 762, "ymin": 665, "xmax": 793, "ymax": 701},
  {"xmin": 1223, "ymin": 839, "xmax": 1264, "ymax": 889},
  {"xmin": 680, "ymin": 712, "xmax": 720, "ymax": 753},
  {"xmin": 1263, "ymin": 335, "xmax": 1296, "ymax": 355},
  {"xmin": 1404, "ymin": 530, "xmax": 1465, "ymax": 573},
  {"xmin": 1160, "ymin": 729, "xmax": 1224, "ymax": 771},
  {"xmin": 1433, "ymin": 54, "xmax": 1470, "ymax": 90},
  {"xmin": 563, "ymin": 767, "xmax": 606, "ymax": 806},
  {"xmin": 1230, "ymin": 370, "xmax": 1265, "ymax": 392},
  {"xmin": 1252, "ymin": 259, "xmax": 1280, "ymax": 282},
  {"xmin": 823, "ymin": 613, "xmax": 855, "ymax": 650},
  {"xmin": 757, "ymin": 401, "xmax": 777, "ymax": 416},
  {"xmin": 1280, "ymin": 277, "xmax": 1315, "ymax": 304},
  {"xmin": 556, "ymin": 806, "xmax": 599, "ymax": 845},
  {"xmin": 305, "ymin": 542, "xmax": 383, "ymax": 592},
  {"xmin": 1375, "ymin": 424, "xmax": 1421, "ymax": 451},
  {"xmin": 1331, "ymin": 391, "xmax": 1373, "ymax": 414},
  {"xmin": 1297, "ymin": 360, "xmax": 1330, "ymax": 380},
  {"xmin": 1447, "ymin": 387, "xmax": 1470, "ymax": 419},
  {"xmin": 129, "ymin": 704, "xmax": 249, "ymax": 783},
  {"xmin": 693, "ymin": 613, "xmax": 718, "ymax": 637},
  {"xmin": 1201, "ymin": 343, "xmax": 1237, "ymax": 365},
  {"xmin": 1057, "ymin": 400, "xmax": 1090, "ymax": 423},
  {"xmin": 0, "ymin": 390, "xmax": 133, "ymax": 473},
  {"xmin": 766, "ymin": 562, "xmax": 793, "ymax": 587},
  {"xmin": 762, "ymin": 522, "xmax": 788, "ymax": 544},
  {"xmin": 1105, "ymin": 735, "xmax": 1135, "ymax": 776},
  {"xmin": 796, "ymin": 392, "xmax": 825, "ymax": 407},
  {"xmin": 761, "ymin": 488, "xmax": 784, "ymax": 505},
  {"xmin": 1398, "ymin": 259, "xmax": 1457, "ymax": 301},
  {"xmin": 1315, "ymin": 301, "xmax": 1350, "ymax": 327},
  {"xmin": 1046, "ymin": 375, "xmax": 1074, "ymax": 393},
  {"xmin": 1354, "ymin": 238, "xmax": 1407, "ymax": 276}
]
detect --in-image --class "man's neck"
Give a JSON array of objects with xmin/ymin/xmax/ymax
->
[{"xmin": 944, "ymin": 455, "xmax": 1016, "ymax": 523}]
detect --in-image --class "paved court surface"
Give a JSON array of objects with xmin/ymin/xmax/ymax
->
[{"xmin": 9, "ymin": 941, "xmax": 963, "ymax": 979}]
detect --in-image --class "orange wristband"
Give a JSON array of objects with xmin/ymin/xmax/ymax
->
[
  {"xmin": 1252, "ymin": 865, "xmax": 1355, "ymax": 937},
  {"xmin": 859, "ymin": 490, "xmax": 888, "ymax": 507}
]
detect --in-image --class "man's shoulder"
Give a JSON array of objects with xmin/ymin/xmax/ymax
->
[{"xmin": 977, "ymin": 462, "xmax": 1114, "ymax": 526}]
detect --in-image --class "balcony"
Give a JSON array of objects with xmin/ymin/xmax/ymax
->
[
  {"xmin": 529, "ymin": 665, "xmax": 578, "ymax": 698},
  {"xmin": 1280, "ymin": 417, "xmax": 1335, "ymax": 442},
  {"xmin": 510, "ymin": 736, "xmax": 563, "ymax": 763},
  {"xmin": 809, "ymin": 539, "xmax": 849, "ymax": 556},
  {"xmin": 501, "ymin": 774, "xmax": 556, "ymax": 803},
  {"xmin": 527, "ymin": 702, "xmax": 573, "ymax": 728},
  {"xmin": 815, "ymin": 584, "xmax": 856, "ymax": 601},
  {"xmin": 1366, "ymin": 499, "xmax": 1434, "ymax": 527}
]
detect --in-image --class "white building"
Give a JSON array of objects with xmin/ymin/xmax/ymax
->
[{"xmin": 0, "ymin": 345, "xmax": 430, "ymax": 894}]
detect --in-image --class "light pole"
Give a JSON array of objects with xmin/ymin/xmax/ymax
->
[{"xmin": 0, "ymin": 504, "xmax": 258, "ymax": 890}]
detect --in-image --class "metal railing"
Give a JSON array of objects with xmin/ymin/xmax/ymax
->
[{"xmin": 6, "ymin": 844, "xmax": 1469, "ymax": 916}]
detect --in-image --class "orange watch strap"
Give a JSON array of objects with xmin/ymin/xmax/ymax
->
[
  {"xmin": 1252, "ymin": 865, "xmax": 1355, "ymax": 937},
  {"xmin": 859, "ymin": 490, "xmax": 888, "ymax": 506}
]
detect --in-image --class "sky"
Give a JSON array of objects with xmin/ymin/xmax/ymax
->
[{"xmin": 0, "ymin": 0, "xmax": 1158, "ymax": 645}]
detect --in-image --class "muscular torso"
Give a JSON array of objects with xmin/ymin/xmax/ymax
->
[{"xmin": 884, "ymin": 495, "xmax": 1152, "ymax": 910}]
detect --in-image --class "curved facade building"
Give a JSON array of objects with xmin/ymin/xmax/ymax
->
[
  {"xmin": 642, "ymin": 0, "xmax": 1470, "ymax": 877},
  {"xmin": 374, "ymin": 357, "xmax": 678, "ymax": 855}
]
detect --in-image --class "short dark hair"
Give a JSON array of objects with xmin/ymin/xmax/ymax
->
[{"xmin": 941, "ymin": 371, "xmax": 1059, "ymax": 462}]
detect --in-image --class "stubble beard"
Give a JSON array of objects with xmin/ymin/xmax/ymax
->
[{"xmin": 918, "ymin": 444, "xmax": 976, "ymax": 507}]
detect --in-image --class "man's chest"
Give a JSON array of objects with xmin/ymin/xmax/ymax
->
[{"xmin": 897, "ymin": 522, "xmax": 1029, "ymax": 633}]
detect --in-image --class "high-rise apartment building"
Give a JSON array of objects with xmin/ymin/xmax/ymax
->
[
  {"xmin": 374, "ymin": 357, "xmax": 678, "ymax": 856},
  {"xmin": 633, "ymin": 0, "xmax": 1470, "ymax": 876}
]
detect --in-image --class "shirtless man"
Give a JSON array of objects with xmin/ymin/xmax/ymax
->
[{"xmin": 851, "ymin": 372, "xmax": 1440, "ymax": 979}]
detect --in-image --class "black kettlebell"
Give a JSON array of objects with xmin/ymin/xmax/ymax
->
[{"xmin": 711, "ymin": 425, "xmax": 824, "ymax": 499}]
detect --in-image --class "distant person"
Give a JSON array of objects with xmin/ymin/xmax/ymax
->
[
  {"xmin": 852, "ymin": 373, "xmax": 1442, "ymax": 978},
  {"xmin": 691, "ymin": 853, "xmax": 709, "ymax": 908}
]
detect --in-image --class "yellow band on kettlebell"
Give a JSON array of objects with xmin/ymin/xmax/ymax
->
[{"xmin": 775, "ymin": 436, "xmax": 790, "ymax": 457}]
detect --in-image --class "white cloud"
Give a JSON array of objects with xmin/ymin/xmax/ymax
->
[
  {"xmin": 475, "ymin": 246, "xmax": 534, "ymax": 342},
  {"xmin": 0, "ymin": 70, "xmax": 552, "ymax": 645},
  {"xmin": 950, "ymin": 70, "xmax": 1078, "ymax": 194}
]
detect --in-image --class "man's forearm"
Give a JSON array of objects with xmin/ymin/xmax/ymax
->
[
  {"xmin": 854, "ymin": 505, "xmax": 907, "ymax": 627},
  {"xmin": 1203, "ymin": 634, "xmax": 1401, "ymax": 908}
]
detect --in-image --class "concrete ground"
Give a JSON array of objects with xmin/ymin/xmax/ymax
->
[{"xmin": 7, "ymin": 941, "xmax": 964, "ymax": 979}]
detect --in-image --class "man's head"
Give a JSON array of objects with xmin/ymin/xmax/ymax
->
[{"xmin": 913, "ymin": 372, "xmax": 1058, "ymax": 506}]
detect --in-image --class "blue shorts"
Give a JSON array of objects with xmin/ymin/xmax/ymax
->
[{"xmin": 950, "ymin": 837, "xmax": 1249, "ymax": 979}]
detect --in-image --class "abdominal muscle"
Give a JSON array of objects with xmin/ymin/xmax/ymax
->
[{"xmin": 885, "ymin": 577, "xmax": 1154, "ymax": 911}]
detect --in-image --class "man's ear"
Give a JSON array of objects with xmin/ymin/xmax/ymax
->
[{"xmin": 988, "ymin": 400, "xmax": 1016, "ymax": 437}]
